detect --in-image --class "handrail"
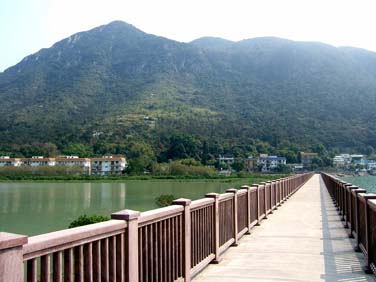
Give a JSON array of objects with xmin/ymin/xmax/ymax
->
[
  {"xmin": 138, "ymin": 205, "xmax": 184, "ymax": 226},
  {"xmin": 23, "ymin": 219, "xmax": 126, "ymax": 260},
  {"xmin": 190, "ymin": 198, "xmax": 215, "ymax": 210},
  {"xmin": 0, "ymin": 172, "xmax": 314, "ymax": 282},
  {"xmin": 321, "ymin": 172, "xmax": 376, "ymax": 275}
]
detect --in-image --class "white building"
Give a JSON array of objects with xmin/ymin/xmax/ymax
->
[
  {"xmin": 0, "ymin": 155, "xmax": 128, "ymax": 175},
  {"xmin": 333, "ymin": 155, "xmax": 346, "ymax": 168},
  {"xmin": 22, "ymin": 156, "xmax": 56, "ymax": 167},
  {"xmin": 91, "ymin": 156, "xmax": 127, "ymax": 175},
  {"xmin": 351, "ymin": 155, "xmax": 366, "ymax": 165},
  {"xmin": 257, "ymin": 156, "xmax": 287, "ymax": 172},
  {"xmin": 333, "ymin": 154, "xmax": 353, "ymax": 168},
  {"xmin": 218, "ymin": 155, "xmax": 235, "ymax": 165},
  {"xmin": 55, "ymin": 156, "xmax": 91, "ymax": 174},
  {"xmin": 0, "ymin": 156, "xmax": 22, "ymax": 167},
  {"xmin": 367, "ymin": 161, "xmax": 376, "ymax": 170}
]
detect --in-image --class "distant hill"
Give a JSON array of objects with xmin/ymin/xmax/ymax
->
[{"xmin": 1, "ymin": 20, "xmax": 376, "ymax": 160}]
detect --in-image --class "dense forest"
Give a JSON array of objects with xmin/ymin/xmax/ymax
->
[{"xmin": 1, "ymin": 21, "xmax": 376, "ymax": 172}]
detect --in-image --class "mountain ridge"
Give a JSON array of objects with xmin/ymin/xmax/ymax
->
[{"xmin": 1, "ymin": 20, "xmax": 376, "ymax": 161}]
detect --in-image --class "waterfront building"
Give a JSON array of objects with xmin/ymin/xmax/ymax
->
[
  {"xmin": 90, "ymin": 156, "xmax": 127, "ymax": 175},
  {"xmin": 55, "ymin": 156, "xmax": 91, "ymax": 174},
  {"xmin": 22, "ymin": 156, "xmax": 56, "ymax": 166},
  {"xmin": 257, "ymin": 156, "xmax": 287, "ymax": 172},
  {"xmin": 333, "ymin": 155, "xmax": 346, "ymax": 168},
  {"xmin": 0, "ymin": 156, "xmax": 22, "ymax": 166},
  {"xmin": 333, "ymin": 154, "xmax": 352, "ymax": 168},
  {"xmin": 367, "ymin": 161, "xmax": 376, "ymax": 170},
  {"xmin": 351, "ymin": 154, "xmax": 366, "ymax": 165}
]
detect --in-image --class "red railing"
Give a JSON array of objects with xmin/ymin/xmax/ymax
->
[
  {"xmin": 0, "ymin": 172, "xmax": 314, "ymax": 282},
  {"xmin": 321, "ymin": 172, "xmax": 376, "ymax": 275}
]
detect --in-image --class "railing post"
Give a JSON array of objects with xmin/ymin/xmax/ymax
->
[
  {"xmin": 351, "ymin": 188, "xmax": 366, "ymax": 240},
  {"xmin": 241, "ymin": 185, "xmax": 252, "ymax": 234},
  {"xmin": 267, "ymin": 181, "xmax": 273, "ymax": 214},
  {"xmin": 0, "ymin": 232, "xmax": 27, "ymax": 282},
  {"xmin": 276, "ymin": 180, "xmax": 282, "ymax": 207},
  {"xmin": 173, "ymin": 198, "xmax": 192, "ymax": 282},
  {"xmin": 260, "ymin": 182, "xmax": 268, "ymax": 218},
  {"xmin": 251, "ymin": 184, "xmax": 261, "ymax": 225},
  {"xmin": 345, "ymin": 185, "xmax": 358, "ymax": 229},
  {"xmin": 111, "ymin": 209, "xmax": 140, "ymax": 282},
  {"xmin": 272, "ymin": 180, "xmax": 278, "ymax": 209},
  {"xmin": 281, "ymin": 178, "xmax": 286, "ymax": 202},
  {"xmin": 342, "ymin": 184, "xmax": 352, "ymax": 225},
  {"xmin": 205, "ymin": 193, "xmax": 221, "ymax": 263},
  {"xmin": 226, "ymin": 188, "xmax": 239, "ymax": 246}
]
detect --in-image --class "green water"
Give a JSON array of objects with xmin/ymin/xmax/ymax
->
[
  {"xmin": 0, "ymin": 180, "xmax": 249, "ymax": 236},
  {"xmin": 342, "ymin": 176, "xmax": 376, "ymax": 193}
]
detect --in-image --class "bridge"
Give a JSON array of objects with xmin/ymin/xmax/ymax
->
[{"xmin": 0, "ymin": 173, "xmax": 375, "ymax": 282}]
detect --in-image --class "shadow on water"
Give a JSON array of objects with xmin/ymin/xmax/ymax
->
[{"xmin": 319, "ymin": 176, "xmax": 374, "ymax": 281}]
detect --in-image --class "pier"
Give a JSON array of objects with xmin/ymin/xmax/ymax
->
[{"xmin": 1, "ymin": 173, "xmax": 376, "ymax": 281}]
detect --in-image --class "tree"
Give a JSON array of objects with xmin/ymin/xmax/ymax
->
[
  {"xmin": 166, "ymin": 133, "xmax": 201, "ymax": 160},
  {"xmin": 232, "ymin": 158, "xmax": 245, "ymax": 172},
  {"xmin": 126, "ymin": 142, "xmax": 156, "ymax": 174},
  {"xmin": 63, "ymin": 143, "xmax": 92, "ymax": 157}
]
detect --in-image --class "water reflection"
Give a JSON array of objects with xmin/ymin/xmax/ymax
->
[{"xmin": 0, "ymin": 180, "xmax": 246, "ymax": 236}]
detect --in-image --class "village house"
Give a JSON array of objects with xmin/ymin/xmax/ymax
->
[
  {"xmin": 0, "ymin": 156, "xmax": 22, "ymax": 167},
  {"xmin": 90, "ymin": 156, "xmax": 127, "ymax": 175},
  {"xmin": 55, "ymin": 156, "xmax": 91, "ymax": 174},
  {"xmin": 22, "ymin": 156, "xmax": 56, "ymax": 166},
  {"xmin": 218, "ymin": 155, "xmax": 235, "ymax": 165},
  {"xmin": 257, "ymin": 155, "xmax": 287, "ymax": 172}
]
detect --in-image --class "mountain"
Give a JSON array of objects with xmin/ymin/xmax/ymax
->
[
  {"xmin": 1, "ymin": 20, "xmax": 376, "ymax": 160},
  {"xmin": 190, "ymin": 37, "xmax": 234, "ymax": 50}
]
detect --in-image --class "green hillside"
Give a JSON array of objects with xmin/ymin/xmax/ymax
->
[{"xmin": 1, "ymin": 20, "xmax": 376, "ymax": 166}]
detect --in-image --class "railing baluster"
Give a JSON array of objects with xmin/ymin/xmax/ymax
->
[
  {"xmin": 27, "ymin": 258, "xmax": 38, "ymax": 282},
  {"xmin": 63, "ymin": 248, "xmax": 73, "ymax": 282},
  {"xmin": 53, "ymin": 251, "xmax": 62, "ymax": 282},
  {"xmin": 92, "ymin": 240, "xmax": 101, "ymax": 282},
  {"xmin": 41, "ymin": 254, "xmax": 51, "ymax": 282},
  {"xmin": 83, "ymin": 243, "xmax": 92, "ymax": 282},
  {"xmin": 74, "ymin": 245, "xmax": 84, "ymax": 282}
]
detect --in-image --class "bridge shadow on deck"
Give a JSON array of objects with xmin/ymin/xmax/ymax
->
[{"xmin": 319, "ymin": 176, "xmax": 374, "ymax": 282}]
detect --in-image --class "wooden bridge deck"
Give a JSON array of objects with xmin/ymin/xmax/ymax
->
[{"xmin": 193, "ymin": 174, "xmax": 374, "ymax": 282}]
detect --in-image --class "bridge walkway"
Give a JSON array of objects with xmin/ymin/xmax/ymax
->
[{"xmin": 193, "ymin": 174, "xmax": 373, "ymax": 282}]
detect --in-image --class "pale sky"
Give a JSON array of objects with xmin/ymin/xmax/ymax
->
[{"xmin": 1, "ymin": 0, "xmax": 376, "ymax": 72}]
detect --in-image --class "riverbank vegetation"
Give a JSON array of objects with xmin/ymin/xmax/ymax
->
[
  {"xmin": 0, "ymin": 157, "xmax": 287, "ymax": 182},
  {"xmin": 0, "ymin": 165, "xmax": 283, "ymax": 182}
]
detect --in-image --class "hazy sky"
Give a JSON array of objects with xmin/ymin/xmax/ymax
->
[{"xmin": 1, "ymin": 0, "xmax": 376, "ymax": 71}]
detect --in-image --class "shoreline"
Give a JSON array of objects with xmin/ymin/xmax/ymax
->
[{"xmin": 0, "ymin": 174, "xmax": 282, "ymax": 183}]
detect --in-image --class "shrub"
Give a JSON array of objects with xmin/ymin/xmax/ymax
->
[
  {"xmin": 68, "ymin": 214, "xmax": 110, "ymax": 228},
  {"xmin": 155, "ymin": 194, "xmax": 176, "ymax": 207}
]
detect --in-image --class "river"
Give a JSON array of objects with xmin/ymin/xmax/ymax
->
[
  {"xmin": 341, "ymin": 175, "xmax": 376, "ymax": 193},
  {"xmin": 0, "ymin": 179, "xmax": 252, "ymax": 236}
]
